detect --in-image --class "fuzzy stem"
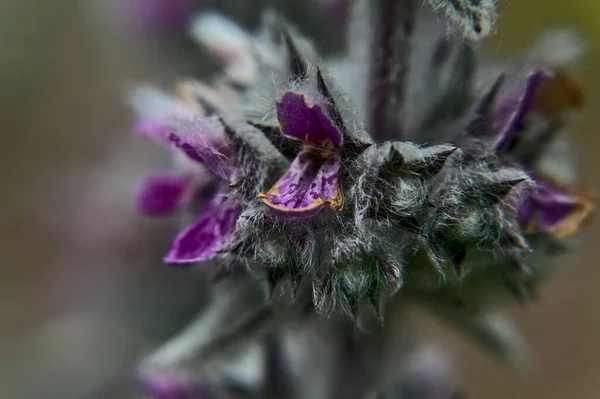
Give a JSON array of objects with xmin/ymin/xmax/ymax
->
[
  {"xmin": 368, "ymin": 0, "xmax": 416, "ymax": 142},
  {"xmin": 369, "ymin": 0, "xmax": 396, "ymax": 140},
  {"xmin": 261, "ymin": 332, "xmax": 293, "ymax": 398},
  {"xmin": 390, "ymin": 0, "xmax": 416, "ymax": 138},
  {"xmin": 199, "ymin": 305, "xmax": 274, "ymax": 360},
  {"xmin": 142, "ymin": 280, "xmax": 272, "ymax": 370},
  {"xmin": 330, "ymin": 322, "xmax": 387, "ymax": 399}
]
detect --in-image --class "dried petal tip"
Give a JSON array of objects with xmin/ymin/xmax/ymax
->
[
  {"xmin": 258, "ymin": 154, "xmax": 344, "ymax": 219},
  {"xmin": 520, "ymin": 178, "xmax": 595, "ymax": 239},
  {"xmin": 533, "ymin": 73, "xmax": 585, "ymax": 116}
]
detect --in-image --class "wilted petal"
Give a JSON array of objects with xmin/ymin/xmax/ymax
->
[
  {"xmin": 165, "ymin": 190, "xmax": 243, "ymax": 263},
  {"xmin": 492, "ymin": 70, "xmax": 548, "ymax": 150},
  {"xmin": 136, "ymin": 173, "xmax": 192, "ymax": 216},
  {"xmin": 532, "ymin": 72, "xmax": 584, "ymax": 116},
  {"xmin": 276, "ymin": 91, "xmax": 343, "ymax": 149},
  {"xmin": 258, "ymin": 152, "xmax": 343, "ymax": 219},
  {"xmin": 519, "ymin": 179, "xmax": 595, "ymax": 238}
]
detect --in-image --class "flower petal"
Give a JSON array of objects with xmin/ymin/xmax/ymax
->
[
  {"xmin": 519, "ymin": 178, "xmax": 595, "ymax": 238},
  {"xmin": 165, "ymin": 190, "xmax": 243, "ymax": 263},
  {"xmin": 168, "ymin": 131, "xmax": 234, "ymax": 181},
  {"xmin": 136, "ymin": 110, "xmax": 235, "ymax": 181},
  {"xmin": 130, "ymin": 86, "xmax": 192, "ymax": 144},
  {"xmin": 139, "ymin": 371, "xmax": 205, "ymax": 399},
  {"xmin": 136, "ymin": 173, "xmax": 192, "ymax": 216},
  {"xmin": 491, "ymin": 70, "xmax": 548, "ymax": 150},
  {"xmin": 276, "ymin": 91, "xmax": 343, "ymax": 149},
  {"xmin": 258, "ymin": 152, "xmax": 344, "ymax": 219}
]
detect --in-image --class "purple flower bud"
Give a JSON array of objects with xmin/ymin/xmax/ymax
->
[{"xmin": 491, "ymin": 70, "xmax": 548, "ymax": 150}]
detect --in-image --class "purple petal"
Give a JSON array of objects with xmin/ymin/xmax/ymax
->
[
  {"xmin": 135, "ymin": 118, "xmax": 172, "ymax": 145},
  {"xmin": 165, "ymin": 189, "xmax": 243, "ymax": 263},
  {"xmin": 136, "ymin": 112, "xmax": 235, "ymax": 181},
  {"xmin": 258, "ymin": 152, "xmax": 344, "ymax": 219},
  {"xmin": 168, "ymin": 132, "xmax": 234, "ymax": 181},
  {"xmin": 139, "ymin": 371, "xmax": 205, "ymax": 399},
  {"xmin": 276, "ymin": 91, "xmax": 343, "ymax": 149},
  {"xmin": 519, "ymin": 178, "xmax": 594, "ymax": 238},
  {"xmin": 491, "ymin": 70, "xmax": 548, "ymax": 150},
  {"xmin": 136, "ymin": 173, "xmax": 192, "ymax": 216}
]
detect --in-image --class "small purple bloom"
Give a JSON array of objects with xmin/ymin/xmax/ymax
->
[
  {"xmin": 258, "ymin": 90, "xmax": 344, "ymax": 218},
  {"xmin": 135, "ymin": 112, "xmax": 243, "ymax": 264},
  {"xmin": 519, "ymin": 177, "xmax": 594, "ymax": 239},
  {"xmin": 484, "ymin": 72, "xmax": 594, "ymax": 239}
]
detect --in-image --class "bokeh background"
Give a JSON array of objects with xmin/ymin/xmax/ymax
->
[{"xmin": 0, "ymin": 0, "xmax": 598, "ymax": 398}]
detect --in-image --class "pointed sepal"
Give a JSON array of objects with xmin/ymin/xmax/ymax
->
[{"xmin": 248, "ymin": 121, "xmax": 302, "ymax": 160}]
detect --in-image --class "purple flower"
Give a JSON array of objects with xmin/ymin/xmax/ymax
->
[
  {"xmin": 519, "ymin": 176, "xmax": 594, "ymax": 239},
  {"xmin": 475, "ymin": 69, "xmax": 594, "ymax": 239},
  {"xmin": 258, "ymin": 89, "xmax": 344, "ymax": 219},
  {"xmin": 136, "ymin": 112, "xmax": 243, "ymax": 264}
]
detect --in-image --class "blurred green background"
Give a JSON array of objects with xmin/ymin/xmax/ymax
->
[{"xmin": 0, "ymin": 0, "xmax": 598, "ymax": 398}]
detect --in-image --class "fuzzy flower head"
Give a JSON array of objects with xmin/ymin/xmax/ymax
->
[{"xmin": 132, "ymin": 0, "xmax": 594, "ymax": 347}]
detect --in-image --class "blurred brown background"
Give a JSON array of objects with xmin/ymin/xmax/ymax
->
[{"xmin": 0, "ymin": 0, "xmax": 598, "ymax": 398}]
